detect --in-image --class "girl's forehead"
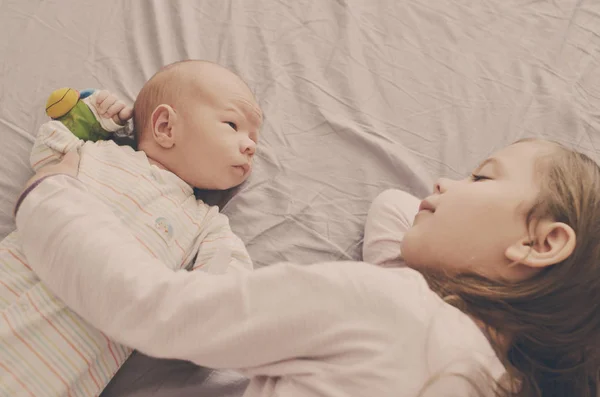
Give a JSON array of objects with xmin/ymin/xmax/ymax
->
[
  {"xmin": 493, "ymin": 140, "xmax": 555, "ymax": 164},
  {"xmin": 487, "ymin": 141, "xmax": 557, "ymax": 192}
]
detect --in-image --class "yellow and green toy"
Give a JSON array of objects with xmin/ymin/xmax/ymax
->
[{"xmin": 45, "ymin": 88, "xmax": 114, "ymax": 142}]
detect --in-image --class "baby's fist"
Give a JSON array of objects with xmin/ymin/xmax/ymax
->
[{"xmin": 95, "ymin": 90, "xmax": 133, "ymax": 126}]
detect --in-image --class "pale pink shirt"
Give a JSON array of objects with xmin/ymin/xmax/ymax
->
[
  {"xmin": 16, "ymin": 178, "xmax": 505, "ymax": 397},
  {"xmin": 363, "ymin": 188, "xmax": 421, "ymax": 268}
]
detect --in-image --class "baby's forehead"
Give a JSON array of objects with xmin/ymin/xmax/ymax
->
[
  {"xmin": 165, "ymin": 62, "xmax": 261, "ymax": 118},
  {"xmin": 180, "ymin": 65, "xmax": 254, "ymax": 97},
  {"xmin": 198, "ymin": 79, "xmax": 260, "ymax": 112}
]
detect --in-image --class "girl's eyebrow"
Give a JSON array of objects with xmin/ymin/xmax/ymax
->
[{"xmin": 474, "ymin": 157, "xmax": 504, "ymax": 175}]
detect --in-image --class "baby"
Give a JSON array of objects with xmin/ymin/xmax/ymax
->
[{"xmin": 0, "ymin": 60, "xmax": 262, "ymax": 397}]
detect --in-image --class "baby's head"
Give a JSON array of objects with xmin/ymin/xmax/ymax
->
[
  {"xmin": 133, "ymin": 60, "xmax": 262, "ymax": 190},
  {"xmin": 404, "ymin": 139, "xmax": 599, "ymax": 396}
]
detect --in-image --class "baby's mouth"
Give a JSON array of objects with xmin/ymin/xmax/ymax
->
[
  {"xmin": 418, "ymin": 200, "xmax": 435, "ymax": 213},
  {"xmin": 234, "ymin": 164, "xmax": 250, "ymax": 175}
]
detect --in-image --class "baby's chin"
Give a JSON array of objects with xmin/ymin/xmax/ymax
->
[{"xmin": 194, "ymin": 176, "xmax": 247, "ymax": 191}]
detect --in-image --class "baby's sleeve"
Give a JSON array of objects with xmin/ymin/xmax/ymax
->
[
  {"xmin": 30, "ymin": 120, "xmax": 84, "ymax": 171},
  {"xmin": 362, "ymin": 189, "xmax": 421, "ymax": 268},
  {"xmin": 190, "ymin": 205, "xmax": 253, "ymax": 274}
]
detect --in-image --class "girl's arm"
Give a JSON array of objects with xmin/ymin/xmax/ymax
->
[
  {"xmin": 15, "ymin": 175, "xmax": 394, "ymax": 372},
  {"xmin": 188, "ymin": 205, "xmax": 253, "ymax": 274},
  {"xmin": 363, "ymin": 189, "xmax": 420, "ymax": 267}
]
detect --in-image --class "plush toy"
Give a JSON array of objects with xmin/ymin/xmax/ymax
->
[{"xmin": 45, "ymin": 88, "xmax": 118, "ymax": 142}]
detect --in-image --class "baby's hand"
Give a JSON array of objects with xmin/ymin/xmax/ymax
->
[{"xmin": 94, "ymin": 90, "xmax": 133, "ymax": 126}]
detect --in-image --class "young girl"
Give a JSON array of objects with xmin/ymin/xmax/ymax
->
[
  {"xmin": 363, "ymin": 139, "xmax": 600, "ymax": 396},
  {"xmin": 14, "ymin": 136, "xmax": 599, "ymax": 396}
]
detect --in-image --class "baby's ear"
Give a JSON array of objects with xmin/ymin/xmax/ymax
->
[
  {"xmin": 505, "ymin": 220, "xmax": 576, "ymax": 269},
  {"xmin": 151, "ymin": 104, "xmax": 177, "ymax": 149}
]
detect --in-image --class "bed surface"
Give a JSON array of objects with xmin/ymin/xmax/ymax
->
[{"xmin": 1, "ymin": 0, "xmax": 599, "ymax": 395}]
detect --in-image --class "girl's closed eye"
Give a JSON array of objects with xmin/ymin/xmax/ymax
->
[
  {"xmin": 225, "ymin": 122, "xmax": 238, "ymax": 131},
  {"xmin": 471, "ymin": 174, "xmax": 491, "ymax": 182}
]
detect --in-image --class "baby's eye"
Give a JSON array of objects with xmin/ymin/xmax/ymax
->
[
  {"xmin": 470, "ymin": 174, "xmax": 490, "ymax": 182},
  {"xmin": 225, "ymin": 122, "xmax": 238, "ymax": 131}
]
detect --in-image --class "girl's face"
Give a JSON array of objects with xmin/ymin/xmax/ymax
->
[{"xmin": 402, "ymin": 141, "xmax": 557, "ymax": 281}]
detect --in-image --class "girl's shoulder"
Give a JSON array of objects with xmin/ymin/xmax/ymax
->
[{"xmin": 338, "ymin": 262, "xmax": 505, "ymax": 384}]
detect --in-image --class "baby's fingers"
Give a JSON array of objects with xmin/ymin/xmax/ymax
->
[
  {"xmin": 95, "ymin": 90, "xmax": 110, "ymax": 105},
  {"xmin": 117, "ymin": 106, "xmax": 133, "ymax": 124},
  {"xmin": 108, "ymin": 102, "xmax": 133, "ymax": 125},
  {"xmin": 95, "ymin": 91, "xmax": 118, "ymax": 116},
  {"xmin": 105, "ymin": 100, "xmax": 126, "ymax": 119}
]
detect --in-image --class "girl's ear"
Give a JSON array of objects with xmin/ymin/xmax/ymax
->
[
  {"xmin": 151, "ymin": 104, "xmax": 178, "ymax": 149},
  {"xmin": 505, "ymin": 220, "xmax": 576, "ymax": 268}
]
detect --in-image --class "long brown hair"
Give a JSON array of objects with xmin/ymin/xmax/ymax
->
[{"xmin": 426, "ymin": 141, "xmax": 600, "ymax": 396}]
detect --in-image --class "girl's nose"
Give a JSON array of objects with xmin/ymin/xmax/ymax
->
[{"xmin": 434, "ymin": 177, "xmax": 452, "ymax": 194}]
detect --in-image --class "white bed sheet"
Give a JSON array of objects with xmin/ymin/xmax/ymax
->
[{"xmin": 1, "ymin": 1, "xmax": 599, "ymax": 396}]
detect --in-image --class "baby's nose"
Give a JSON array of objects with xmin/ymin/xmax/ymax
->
[{"xmin": 242, "ymin": 139, "xmax": 256, "ymax": 155}]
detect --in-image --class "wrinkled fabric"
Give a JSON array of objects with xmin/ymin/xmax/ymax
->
[{"xmin": 1, "ymin": 1, "xmax": 600, "ymax": 396}]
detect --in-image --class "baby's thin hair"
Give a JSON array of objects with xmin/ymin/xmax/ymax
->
[
  {"xmin": 132, "ymin": 60, "xmax": 255, "ymax": 143},
  {"xmin": 132, "ymin": 60, "xmax": 202, "ymax": 142}
]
